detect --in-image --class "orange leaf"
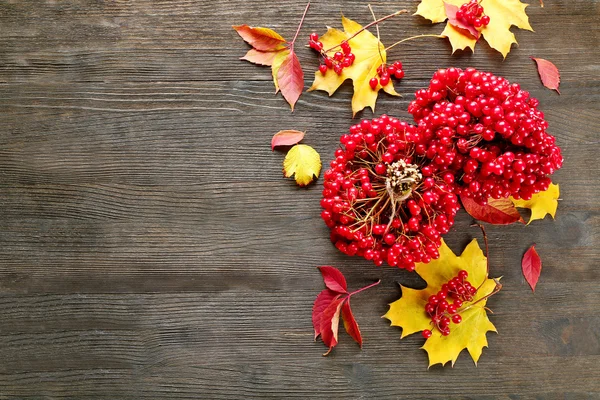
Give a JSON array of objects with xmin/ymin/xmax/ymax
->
[
  {"xmin": 276, "ymin": 51, "xmax": 304, "ymax": 111},
  {"xmin": 461, "ymin": 196, "xmax": 524, "ymax": 225},
  {"xmin": 233, "ymin": 25, "xmax": 287, "ymax": 51},
  {"xmin": 271, "ymin": 130, "xmax": 305, "ymax": 150},
  {"xmin": 341, "ymin": 300, "xmax": 363, "ymax": 347},
  {"xmin": 241, "ymin": 49, "xmax": 282, "ymax": 66},
  {"xmin": 531, "ymin": 57, "xmax": 560, "ymax": 94},
  {"xmin": 522, "ymin": 245, "xmax": 542, "ymax": 292}
]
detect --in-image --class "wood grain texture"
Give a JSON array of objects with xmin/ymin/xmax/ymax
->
[{"xmin": 0, "ymin": 0, "xmax": 599, "ymax": 398}]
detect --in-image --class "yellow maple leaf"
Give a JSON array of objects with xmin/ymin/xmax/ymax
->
[
  {"xmin": 384, "ymin": 239, "xmax": 500, "ymax": 367},
  {"xmin": 511, "ymin": 183, "xmax": 559, "ymax": 225},
  {"xmin": 416, "ymin": 0, "xmax": 533, "ymax": 58},
  {"xmin": 283, "ymin": 144, "xmax": 321, "ymax": 186},
  {"xmin": 308, "ymin": 16, "xmax": 399, "ymax": 116}
]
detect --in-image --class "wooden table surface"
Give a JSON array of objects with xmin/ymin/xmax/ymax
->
[{"xmin": 1, "ymin": 0, "xmax": 599, "ymax": 398}]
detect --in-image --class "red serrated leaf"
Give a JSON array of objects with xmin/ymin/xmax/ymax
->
[
  {"xmin": 531, "ymin": 57, "xmax": 560, "ymax": 94},
  {"xmin": 312, "ymin": 289, "xmax": 340, "ymax": 339},
  {"xmin": 233, "ymin": 25, "xmax": 287, "ymax": 52},
  {"xmin": 318, "ymin": 266, "xmax": 348, "ymax": 293},
  {"xmin": 276, "ymin": 51, "xmax": 304, "ymax": 111},
  {"xmin": 341, "ymin": 299, "xmax": 362, "ymax": 348},
  {"xmin": 271, "ymin": 130, "xmax": 305, "ymax": 150},
  {"xmin": 241, "ymin": 49, "xmax": 281, "ymax": 66},
  {"xmin": 461, "ymin": 195, "xmax": 524, "ymax": 225},
  {"xmin": 444, "ymin": 1, "xmax": 480, "ymax": 39},
  {"xmin": 320, "ymin": 297, "xmax": 345, "ymax": 356},
  {"xmin": 522, "ymin": 245, "xmax": 542, "ymax": 292}
]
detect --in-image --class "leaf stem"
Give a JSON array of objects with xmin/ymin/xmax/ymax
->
[
  {"xmin": 290, "ymin": 1, "xmax": 311, "ymax": 51},
  {"xmin": 384, "ymin": 34, "xmax": 445, "ymax": 52},
  {"xmin": 323, "ymin": 9, "xmax": 408, "ymax": 53},
  {"xmin": 368, "ymin": 4, "xmax": 385, "ymax": 65},
  {"xmin": 348, "ymin": 279, "xmax": 381, "ymax": 297}
]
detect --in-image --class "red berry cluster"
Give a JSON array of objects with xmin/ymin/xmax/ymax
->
[
  {"xmin": 320, "ymin": 115, "xmax": 461, "ymax": 270},
  {"xmin": 457, "ymin": 0, "xmax": 490, "ymax": 30},
  {"xmin": 309, "ymin": 33, "xmax": 356, "ymax": 76},
  {"xmin": 369, "ymin": 61, "xmax": 405, "ymax": 90},
  {"xmin": 422, "ymin": 269, "xmax": 476, "ymax": 338},
  {"xmin": 408, "ymin": 67, "xmax": 563, "ymax": 205}
]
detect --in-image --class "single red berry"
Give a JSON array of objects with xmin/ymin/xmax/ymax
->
[
  {"xmin": 334, "ymin": 52, "xmax": 344, "ymax": 61},
  {"xmin": 334, "ymin": 64, "xmax": 343, "ymax": 75},
  {"xmin": 319, "ymin": 65, "xmax": 328, "ymax": 75},
  {"xmin": 369, "ymin": 77, "xmax": 378, "ymax": 90},
  {"xmin": 458, "ymin": 270, "xmax": 468, "ymax": 279},
  {"xmin": 452, "ymin": 314, "xmax": 462, "ymax": 324},
  {"xmin": 379, "ymin": 73, "xmax": 390, "ymax": 87},
  {"xmin": 422, "ymin": 329, "xmax": 432, "ymax": 339},
  {"xmin": 310, "ymin": 33, "xmax": 319, "ymax": 42}
]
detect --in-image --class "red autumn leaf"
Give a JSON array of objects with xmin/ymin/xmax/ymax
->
[
  {"xmin": 318, "ymin": 266, "xmax": 348, "ymax": 293},
  {"xmin": 522, "ymin": 244, "xmax": 542, "ymax": 292},
  {"xmin": 531, "ymin": 57, "xmax": 560, "ymax": 94},
  {"xmin": 341, "ymin": 300, "xmax": 362, "ymax": 347},
  {"xmin": 444, "ymin": 1, "xmax": 480, "ymax": 39},
  {"xmin": 276, "ymin": 51, "xmax": 304, "ymax": 111},
  {"xmin": 271, "ymin": 130, "xmax": 305, "ymax": 150},
  {"xmin": 232, "ymin": 25, "xmax": 287, "ymax": 52},
  {"xmin": 461, "ymin": 195, "xmax": 524, "ymax": 225},
  {"xmin": 312, "ymin": 289, "xmax": 340, "ymax": 339},
  {"xmin": 319, "ymin": 297, "xmax": 345, "ymax": 355},
  {"xmin": 241, "ymin": 49, "xmax": 281, "ymax": 66}
]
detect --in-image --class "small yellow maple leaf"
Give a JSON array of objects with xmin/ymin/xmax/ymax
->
[
  {"xmin": 511, "ymin": 183, "xmax": 559, "ymax": 225},
  {"xmin": 283, "ymin": 144, "xmax": 321, "ymax": 186},
  {"xmin": 384, "ymin": 239, "xmax": 500, "ymax": 367},
  {"xmin": 308, "ymin": 16, "xmax": 399, "ymax": 116},
  {"xmin": 416, "ymin": 0, "xmax": 533, "ymax": 58}
]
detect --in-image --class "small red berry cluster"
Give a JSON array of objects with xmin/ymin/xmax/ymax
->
[
  {"xmin": 408, "ymin": 67, "xmax": 563, "ymax": 205},
  {"xmin": 321, "ymin": 115, "xmax": 461, "ymax": 270},
  {"xmin": 309, "ymin": 33, "xmax": 356, "ymax": 75},
  {"xmin": 369, "ymin": 61, "xmax": 405, "ymax": 90},
  {"xmin": 457, "ymin": 0, "xmax": 490, "ymax": 30},
  {"xmin": 422, "ymin": 269, "xmax": 476, "ymax": 338}
]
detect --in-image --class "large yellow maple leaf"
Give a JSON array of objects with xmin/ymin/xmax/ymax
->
[
  {"xmin": 384, "ymin": 239, "xmax": 501, "ymax": 367},
  {"xmin": 511, "ymin": 183, "xmax": 559, "ymax": 225},
  {"xmin": 416, "ymin": 0, "xmax": 533, "ymax": 57},
  {"xmin": 308, "ymin": 16, "xmax": 399, "ymax": 116}
]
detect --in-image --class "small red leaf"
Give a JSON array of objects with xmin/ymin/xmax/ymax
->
[
  {"xmin": 461, "ymin": 196, "xmax": 524, "ymax": 225},
  {"xmin": 271, "ymin": 130, "xmax": 305, "ymax": 150},
  {"xmin": 276, "ymin": 51, "xmax": 304, "ymax": 111},
  {"xmin": 312, "ymin": 289, "xmax": 339, "ymax": 339},
  {"xmin": 320, "ymin": 297, "xmax": 345, "ymax": 356},
  {"xmin": 522, "ymin": 245, "xmax": 542, "ymax": 292},
  {"xmin": 444, "ymin": 1, "xmax": 480, "ymax": 39},
  {"xmin": 318, "ymin": 266, "xmax": 348, "ymax": 293},
  {"xmin": 341, "ymin": 299, "xmax": 362, "ymax": 348},
  {"xmin": 241, "ymin": 49, "xmax": 281, "ymax": 66},
  {"xmin": 233, "ymin": 25, "xmax": 287, "ymax": 52},
  {"xmin": 531, "ymin": 57, "xmax": 560, "ymax": 94}
]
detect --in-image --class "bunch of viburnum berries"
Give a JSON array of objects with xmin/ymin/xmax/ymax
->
[{"xmin": 321, "ymin": 68, "xmax": 563, "ymax": 268}]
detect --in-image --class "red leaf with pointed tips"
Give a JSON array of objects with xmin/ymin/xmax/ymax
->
[
  {"xmin": 312, "ymin": 289, "xmax": 340, "ymax": 339},
  {"xmin": 276, "ymin": 51, "xmax": 304, "ymax": 111},
  {"xmin": 531, "ymin": 57, "xmax": 560, "ymax": 94},
  {"xmin": 461, "ymin": 195, "xmax": 524, "ymax": 225},
  {"xmin": 271, "ymin": 130, "xmax": 305, "ymax": 150},
  {"xmin": 241, "ymin": 49, "xmax": 281, "ymax": 66},
  {"xmin": 318, "ymin": 266, "xmax": 348, "ymax": 293},
  {"xmin": 341, "ymin": 299, "xmax": 362, "ymax": 348},
  {"xmin": 319, "ymin": 297, "xmax": 345, "ymax": 355},
  {"xmin": 232, "ymin": 25, "xmax": 287, "ymax": 52},
  {"xmin": 522, "ymin": 245, "xmax": 542, "ymax": 292},
  {"xmin": 444, "ymin": 1, "xmax": 480, "ymax": 39}
]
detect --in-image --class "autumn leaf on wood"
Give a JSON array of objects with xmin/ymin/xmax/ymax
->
[
  {"xmin": 283, "ymin": 144, "xmax": 321, "ymax": 186},
  {"xmin": 384, "ymin": 239, "xmax": 501, "ymax": 367},
  {"xmin": 531, "ymin": 57, "xmax": 560, "ymax": 94},
  {"xmin": 312, "ymin": 266, "xmax": 379, "ymax": 355},
  {"xmin": 234, "ymin": 3, "xmax": 309, "ymax": 110},
  {"xmin": 511, "ymin": 183, "xmax": 559, "ymax": 225},
  {"xmin": 416, "ymin": 0, "xmax": 533, "ymax": 57},
  {"xmin": 461, "ymin": 196, "xmax": 524, "ymax": 225},
  {"xmin": 308, "ymin": 15, "xmax": 400, "ymax": 116},
  {"xmin": 271, "ymin": 130, "xmax": 305, "ymax": 150},
  {"xmin": 522, "ymin": 244, "xmax": 542, "ymax": 292}
]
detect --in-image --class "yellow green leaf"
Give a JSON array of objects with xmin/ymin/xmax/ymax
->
[
  {"xmin": 384, "ymin": 239, "xmax": 500, "ymax": 367},
  {"xmin": 511, "ymin": 183, "xmax": 559, "ymax": 225},
  {"xmin": 283, "ymin": 144, "xmax": 321, "ymax": 186},
  {"xmin": 308, "ymin": 16, "xmax": 399, "ymax": 116},
  {"xmin": 271, "ymin": 49, "xmax": 290, "ymax": 93},
  {"xmin": 415, "ymin": 0, "xmax": 448, "ymax": 23}
]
